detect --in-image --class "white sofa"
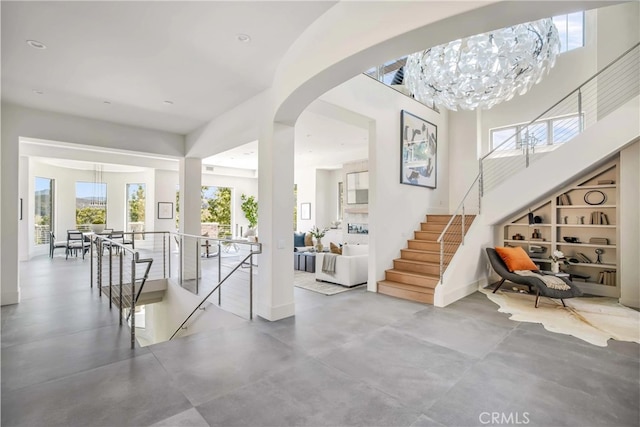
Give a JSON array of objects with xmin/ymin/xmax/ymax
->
[{"xmin": 315, "ymin": 244, "xmax": 368, "ymax": 287}]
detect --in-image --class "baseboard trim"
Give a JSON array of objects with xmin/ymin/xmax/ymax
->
[
  {"xmin": 1, "ymin": 290, "xmax": 20, "ymax": 306},
  {"xmin": 434, "ymin": 277, "xmax": 487, "ymax": 307},
  {"xmin": 257, "ymin": 302, "xmax": 295, "ymax": 321}
]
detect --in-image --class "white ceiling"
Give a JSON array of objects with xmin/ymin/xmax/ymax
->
[
  {"xmin": 203, "ymin": 109, "xmax": 369, "ymax": 171},
  {"xmin": 1, "ymin": 1, "xmax": 335, "ymax": 135}
]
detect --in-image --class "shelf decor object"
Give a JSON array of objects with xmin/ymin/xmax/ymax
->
[
  {"xmin": 584, "ymin": 190, "xmax": 606, "ymax": 205},
  {"xmin": 400, "ymin": 110, "xmax": 436, "ymax": 189},
  {"xmin": 404, "ymin": 18, "xmax": 560, "ymax": 110}
]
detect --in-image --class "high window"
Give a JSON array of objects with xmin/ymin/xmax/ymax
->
[
  {"xmin": 76, "ymin": 181, "xmax": 107, "ymax": 230},
  {"xmin": 553, "ymin": 12, "xmax": 585, "ymax": 53},
  {"xmin": 126, "ymin": 183, "xmax": 146, "ymax": 234},
  {"xmin": 34, "ymin": 177, "xmax": 54, "ymax": 245},
  {"xmin": 490, "ymin": 113, "xmax": 582, "ymax": 151}
]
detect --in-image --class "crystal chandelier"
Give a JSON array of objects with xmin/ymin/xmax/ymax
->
[{"xmin": 404, "ymin": 18, "xmax": 560, "ymax": 111}]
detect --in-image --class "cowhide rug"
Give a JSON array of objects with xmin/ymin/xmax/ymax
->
[{"xmin": 481, "ymin": 288, "xmax": 640, "ymax": 347}]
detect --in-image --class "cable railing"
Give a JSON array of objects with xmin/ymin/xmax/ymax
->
[
  {"xmin": 481, "ymin": 42, "xmax": 639, "ymax": 195},
  {"xmin": 435, "ymin": 42, "xmax": 639, "ymax": 283},
  {"xmin": 89, "ymin": 230, "xmax": 261, "ymax": 347}
]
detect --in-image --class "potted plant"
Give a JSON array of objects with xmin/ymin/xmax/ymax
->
[
  {"xmin": 240, "ymin": 194, "xmax": 258, "ymax": 237},
  {"xmin": 309, "ymin": 225, "xmax": 329, "ymax": 252},
  {"xmin": 90, "ymin": 217, "xmax": 105, "ymax": 234}
]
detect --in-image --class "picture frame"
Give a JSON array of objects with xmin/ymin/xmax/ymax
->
[
  {"xmin": 400, "ymin": 110, "xmax": 437, "ymax": 189},
  {"xmin": 300, "ymin": 202, "xmax": 311, "ymax": 220},
  {"xmin": 157, "ymin": 202, "xmax": 173, "ymax": 219}
]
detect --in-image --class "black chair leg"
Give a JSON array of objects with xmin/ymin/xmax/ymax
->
[
  {"xmin": 535, "ymin": 289, "xmax": 540, "ymax": 308},
  {"xmin": 492, "ymin": 279, "xmax": 506, "ymax": 293},
  {"xmin": 561, "ymin": 299, "xmax": 567, "ymax": 307}
]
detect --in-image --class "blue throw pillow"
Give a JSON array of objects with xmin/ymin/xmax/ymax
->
[{"xmin": 294, "ymin": 232, "xmax": 305, "ymax": 248}]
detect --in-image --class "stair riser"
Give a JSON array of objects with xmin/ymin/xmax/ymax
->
[
  {"xmin": 408, "ymin": 241, "xmax": 441, "ymax": 251},
  {"xmin": 400, "ymin": 250, "xmax": 440, "ymax": 263},
  {"xmin": 378, "ymin": 283, "xmax": 434, "ymax": 304},
  {"xmin": 385, "ymin": 270, "xmax": 438, "ymax": 288},
  {"xmin": 424, "ymin": 215, "xmax": 453, "ymax": 224},
  {"xmin": 414, "ymin": 231, "xmax": 462, "ymax": 242},
  {"xmin": 420, "ymin": 223, "xmax": 463, "ymax": 232},
  {"xmin": 393, "ymin": 260, "xmax": 440, "ymax": 275}
]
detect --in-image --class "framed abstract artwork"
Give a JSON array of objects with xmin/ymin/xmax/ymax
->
[{"xmin": 400, "ymin": 110, "xmax": 437, "ymax": 189}]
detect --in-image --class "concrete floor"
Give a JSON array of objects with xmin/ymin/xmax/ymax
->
[{"xmin": 1, "ymin": 255, "xmax": 639, "ymax": 427}]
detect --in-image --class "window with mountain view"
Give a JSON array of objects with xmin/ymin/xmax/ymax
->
[
  {"xmin": 76, "ymin": 181, "xmax": 107, "ymax": 229},
  {"xmin": 34, "ymin": 177, "xmax": 54, "ymax": 245}
]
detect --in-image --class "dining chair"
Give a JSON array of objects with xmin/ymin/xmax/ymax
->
[
  {"xmin": 66, "ymin": 230, "xmax": 88, "ymax": 259},
  {"xmin": 49, "ymin": 231, "xmax": 68, "ymax": 258}
]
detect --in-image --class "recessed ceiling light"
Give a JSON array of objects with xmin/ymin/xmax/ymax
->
[
  {"xmin": 162, "ymin": 100, "xmax": 174, "ymax": 105},
  {"xmin": 103, "ymin": 101, "xmax": 111, "ymax": 105},
  {"xmin": 32, "ymin": 89, "xmax": 44, "ymax": 95},
  {"xmin": 26, "ymin": 39, "xmax": 47, "ymax": 50},
  {"xmin": 236, "ymin": 33, "xmax": 251, "ymax": 43}
]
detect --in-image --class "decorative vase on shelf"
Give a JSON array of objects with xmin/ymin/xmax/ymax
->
[
  {"xmin": 315, "ymin": 238, "xmax": 323, "ymax": 253},
  {"xmin": 551, "ymin": 261, "xmax": 560, "ymax": 274}
]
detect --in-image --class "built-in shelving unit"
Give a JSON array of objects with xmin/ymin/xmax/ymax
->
[{"xmin": 501, "ymin": 159, "xmax": 620, "ymax": 297}]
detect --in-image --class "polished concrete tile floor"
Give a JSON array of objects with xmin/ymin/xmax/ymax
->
[{"xmin": 2, "ymin": 256, "xmax": 639, "ymax": 426}]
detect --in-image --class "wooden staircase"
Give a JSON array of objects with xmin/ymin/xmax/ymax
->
[{"xmin": 377, "ymin": 214, "xmax": 475, "ymax": 304}]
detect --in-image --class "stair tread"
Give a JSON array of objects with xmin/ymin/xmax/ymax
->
[
  {"xmin": 378, "ymin": 280, "xmax": 435, "ymax": 294},
  {"xmin": 394, "ymin": 258, "xmax": 439, "ymax": 267},
  {"xmin": 386, "ymin": 268, "xmax": 439, "ymax": 279}
]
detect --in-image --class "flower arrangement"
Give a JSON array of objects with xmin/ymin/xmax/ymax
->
[
  {"xmin": 550, "ymin": 250, "xmax": 566, "ymax": 263},
  {"xmin": 308, "ymin": 225, "xmax": 329, "ymax": 239}
]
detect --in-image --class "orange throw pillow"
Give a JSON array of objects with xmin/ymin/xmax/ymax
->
[
  {"xmin": 330, "ymin": 242, "xmax": 342, "ymax": 255},
  {"xmin": 495, "ymin": 246, "xmax": 538, "ymax": 272}
]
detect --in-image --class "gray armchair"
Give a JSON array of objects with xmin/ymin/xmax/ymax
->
[{"xmin": 486, "ymin": 248, "xmax": 583, "ymax": 307}]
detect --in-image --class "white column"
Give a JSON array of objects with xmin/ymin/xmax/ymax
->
[
  {"xmin": 178, "ymin": 158, "xmax": 202, "ymax": 280},
  {"xmin": 178, "ymin": 158, "xmax": 202, "ymax": 236},
  {"xmin": 257, "ymin": 122, "xmax": 295, "ymax": 321}
]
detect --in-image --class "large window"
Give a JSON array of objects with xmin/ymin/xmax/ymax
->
[
  {"xmin": 34, "ymin": 177, "xmax": 54, "ymax": 245},
  {"xmin": 553, "ymin": 12, "xmax": 585, "ymax": 53},
  {"xmin": 490, "ymin": 113, "xmax": 582, "ymax": 151},
  {"xmin": 126, "ymin": 183, "xmax": 146, "ymax": 234},
  {"xmin": 201, "ymin": 186, "xmax": 232, "ymax": 238},
  {"xmin": 76, "ymin": 181, "xmax": 107, "ymax": 230}
]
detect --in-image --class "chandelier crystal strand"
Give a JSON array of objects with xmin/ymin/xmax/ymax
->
[{"xmin": 405, "ymin": 18, "xmax": 560, "ymax": 111}]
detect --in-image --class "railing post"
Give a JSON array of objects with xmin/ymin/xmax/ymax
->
[
  {"xmin": 195, "ymin": 239, "xmax": 200, "ymax": 295},
  {"xmin": 249, "ymin": 252, "xmax": 254, "ymax": 320},
  {"xmin": 439, "ymin": 240, "xmax": 444, "ymax": 283},
  {"xmin": 90, "ymin": 235, "xmax": 94, "ymax": 288},
  {"xmin": 109, "ymin": 243, "xmax": 113, "ymax": 308},
  {"xmin": 163, "ymin": 233, "xmax": 166, "ymax": 278},
  {"xmin": 130, "ymin": 257, "xmax": 136, "ymax": 349},
  {"xmin": 98, "ymin": 241, "xmax": 102, "ymax": 296},
  {"xmin": 168, "ymin": 234, "xmax": 172, "ymax": 278},
  {"xmin": 578, "ymin": 88, "xmax": 583, "ymax": 132},
  {"xmin": 119, "ymin": 252, "xmax": 123, "ymax": 325},
  {"xmin": 179, "ymin": 236, "xmax": 183, "ymax": 285},
  {"xmin": 218, "ymin": 241, "xmax": 222, "ymax": 305}
]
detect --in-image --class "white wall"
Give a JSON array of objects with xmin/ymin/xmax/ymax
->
[
  {"xmin": 320, "ymin": 74, "xmax": 449, "ymax": 291},
  {"xmin": 294, "ymin": 167, "xmax": 316, "ymax": 232},
  {"xmin": 619, "ymin": 141, "xmax": 639, "ymax": 308}
]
